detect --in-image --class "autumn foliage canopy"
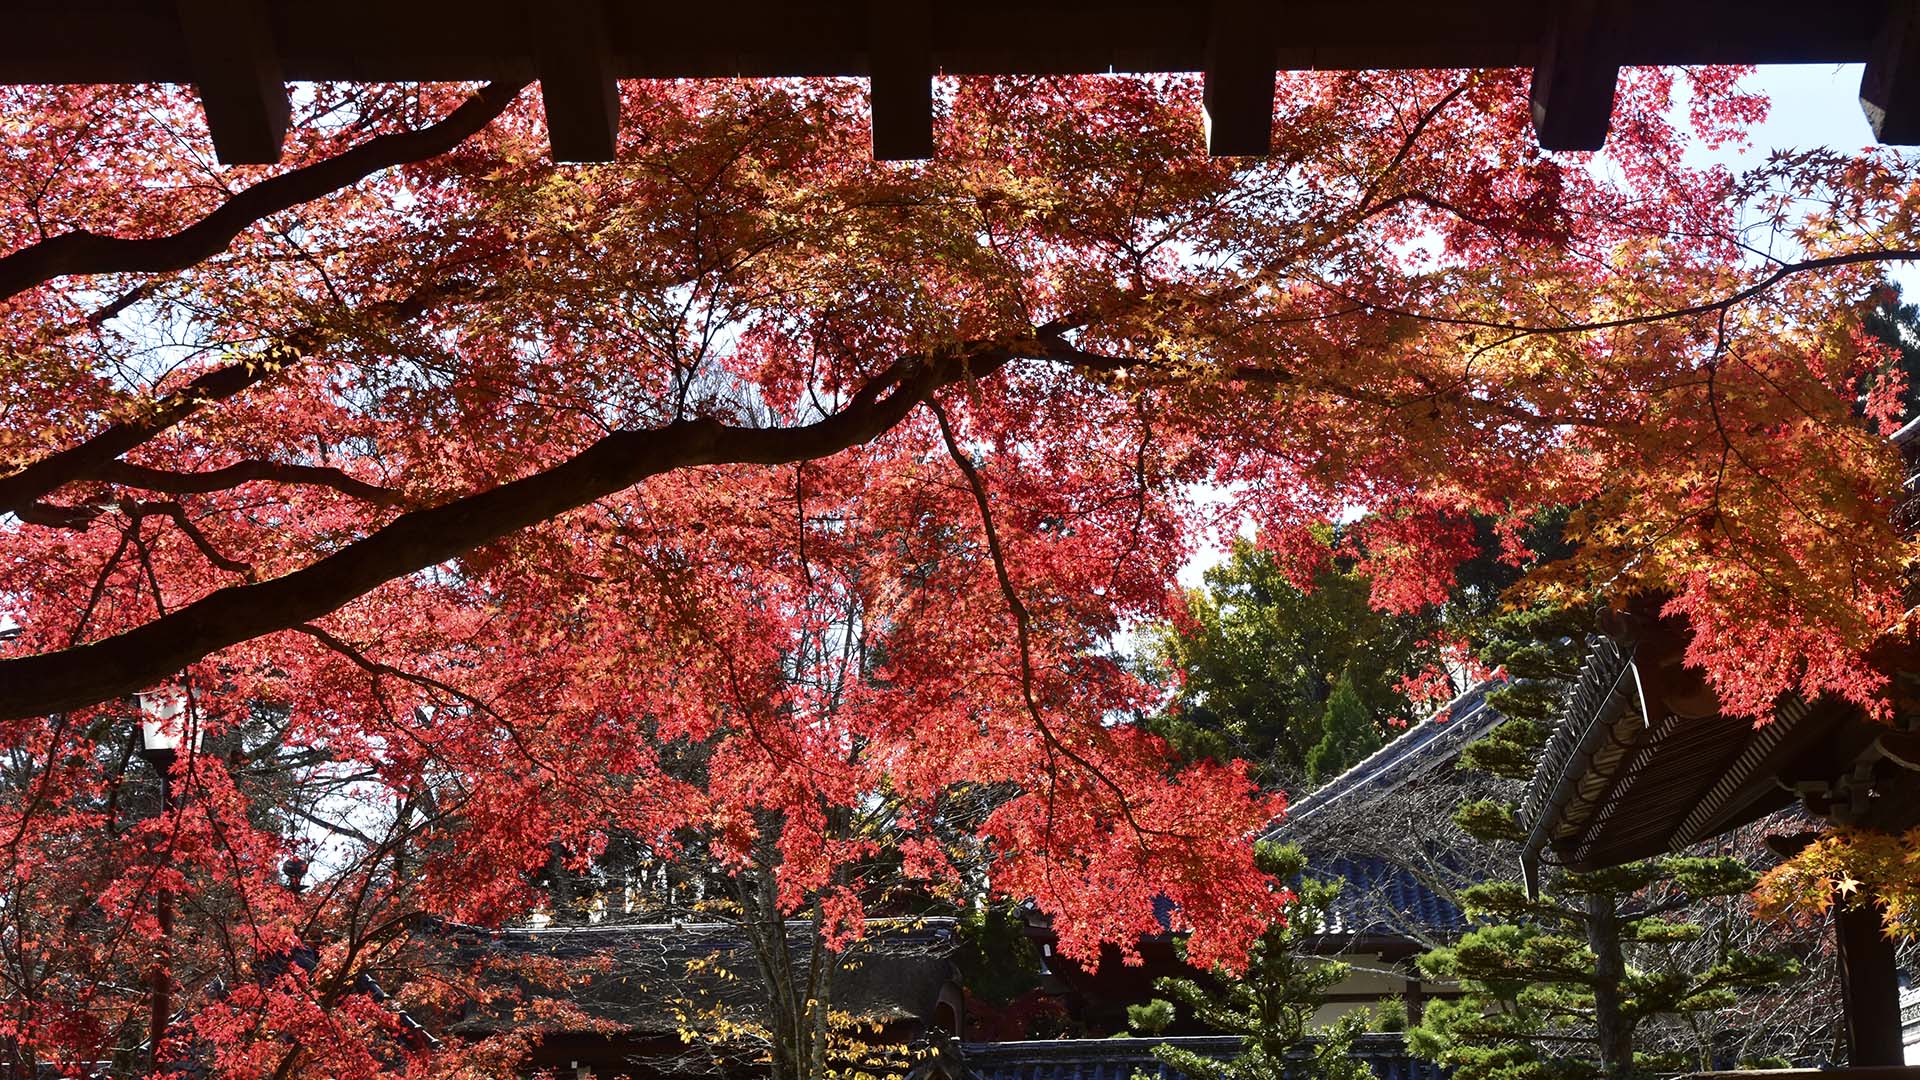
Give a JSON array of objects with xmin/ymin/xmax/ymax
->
[{"xmin": 0, "ymin": 69, "xmax": 1917, "ymax": 1075}]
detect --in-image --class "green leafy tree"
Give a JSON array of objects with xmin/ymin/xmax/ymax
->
[
  {"xmin": 955, "ymin": 903, "xmax": 1048, "ymax": 1006},
  {"xmin": 957, "ymin": 903, "xmax": 1082, "ymax": 1039},
  {"xmin": 1144, "ymin": 539, "xmax": 1437, "ymax": 785},
  {"xmin": 1134, "ymin": 841, "xmax": 1376, "ymax": 1080},
  {"xmin": 1145, "ymin": 511, "xmax": 1573, "ymax": 789},
  {"xmin": 1409, "ymin": 607, "xmax": 1803, "ymax": 1080}
]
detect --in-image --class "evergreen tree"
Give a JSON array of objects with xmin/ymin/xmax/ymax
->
[
  {"xmin": 1145, "ymin": 512, "xmax": 1571, "ymax": 789},
  {"xmin": 1134, "ymin": 841, "xmax": 1376, "ymax": 1080},
  {"xmin": 1412, "ymin": 861, "xmax": 1801, "ymax": 1080},
  {"xmin": 1306, "ymin": 667, "xmax": 1382, "ymax": 784},
  {"xmin": 1143, "ymin": 539, "xmax": 1437, "ymax": 786},
  {"xmin": 1408, "ymin": 606, "xmax": 1803, "ymax": 1080}
]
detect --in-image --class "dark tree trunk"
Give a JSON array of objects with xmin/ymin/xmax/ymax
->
[
  {"xmin": 1835, "ymin": 893, "xmax": 1904, "ymax": 1066},
  {"xmin": 738, "ymin": 822, "xmax": 837, "ymax": 1080},
  {"xmin": 1586, "ymin": 893, "xmax": 1634, "ymax": 1080}
]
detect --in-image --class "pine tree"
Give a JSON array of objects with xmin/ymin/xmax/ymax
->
[
  {"xmin": 1306, "ymin": 667, "xmax": 1383, "ymax": 785},
  {"xmin": 1407, "ymin": 607, "xmax": 1804, "ymax": 1080},
  {"xmin": 1135, "ymin": 841, "xmax": 1376, "ymax": 1080}
]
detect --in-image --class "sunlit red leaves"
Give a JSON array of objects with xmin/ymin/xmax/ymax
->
[{"xmin": 0, "ymin": 66, "xmax": 1917, "ymax": 1074}]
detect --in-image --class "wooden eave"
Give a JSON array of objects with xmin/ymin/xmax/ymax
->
[
  {"xmin": 5, "ymin": 1, "xmax": 1920, "ymax": 162},
  {"xmin": 1520, "ymin": 629, "xmax": 1897, "ymax": 880},
  {"xmin": 1520, "ymin": 427, "xmax": 1920, "ymax": 881}
]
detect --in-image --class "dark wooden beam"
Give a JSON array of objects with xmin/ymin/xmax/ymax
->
[
  {"xmin": 0, "ymin": 1, "xmax": 1911, "ymax": 160},
  {"xmin": 868, "ymin": 0, "xmax": 933, "ymax": 160},
  {"xmin": 1202, "ymin": 0, "xmax": 1278, "ymax": 156},
  {"xmin": 1530, "ymin": 0, "xmax": 1620, "ymax": 152},
  {"xmin": 175, "ymin": 0, "xmax": 289, "ymax": 165},
  {"xmin": 530, "ymin": 0, "xmax": 619, "ymax": 162},
  {"xmin": 1862, "ymin": 0, "xmax": 1920, "ymax": 144},
  {"xmin": 1836, "ymin": 894, "xmax": 1905, "ymax": 1065}
]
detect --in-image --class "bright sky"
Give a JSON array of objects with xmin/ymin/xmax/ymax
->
[
  {"xmin": 1717, "ymin": 64, "xmax": 1879, "ymax": 159},
  {"xmin": 1692, "ymin": 63, "xmax": 1919, "ymax": 296}
]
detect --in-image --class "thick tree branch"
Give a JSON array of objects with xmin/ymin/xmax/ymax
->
[
  {"xmin": 0, "ymin": 345, "xmax": 1016, "ymax": 720},
  {"xmin": 13, "ymin": 501, "xmax": 99, "ymax": 529},
  {"xmin": 0, "ymin": 80, "xmax": 527, "ymax": 305}
]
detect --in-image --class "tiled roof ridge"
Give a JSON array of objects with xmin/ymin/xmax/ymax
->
[
  {"xmin": 957, "ymin": 1032, "xmax": 1445, "ymax": 1080},
  {"xmin": 1270, "ymin": 677, "xmax": 1506, "ymax": 836},
  {"xmin": 960, "ymin": 1032, "xmax": 1418, "ymax": 1056},
  {"xmin": 960, "ymin": 1035, "xmax": 1242, "ymax": 1057}
]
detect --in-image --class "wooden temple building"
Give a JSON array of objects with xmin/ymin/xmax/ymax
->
[
  {"xmin": 1515, "ymin": 421, "xmax": 1920, "ymax": 1068},
  {"xmin": 8, "ymin": 1, "xmax": 1920, "ymax": 165}
]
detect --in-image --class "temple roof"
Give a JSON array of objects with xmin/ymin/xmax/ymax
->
[
  {"xmin": 1277, "ymin": 680, "xmax": 1506, "ymax": 835},
  {"xmin": 4, "ymin": 1, "xmax": 1913, "ymax": 163},
  {"xmin": 1516, "ymin": 423, "xmax": 1920, "ymax": 882},
  {"xmin": 1262, "ymin": 681, "xmax": 1505, "ymax": 945},
  {"xmin": 1307, "ymin": 854, "xmax": 1468, "ymax": 940},
  {"xmin": 1517, "ymin": 625, "xmax": 1897, "ymax": 886}
]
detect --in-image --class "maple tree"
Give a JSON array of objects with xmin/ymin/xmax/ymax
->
[
  {"xmin": 0, "ymin": 65, "xmax": 1918, "ymax": 1077},
  {"xmin": 1860, "ymin": 281, "xmax": 1920, "ymax": 422}
]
